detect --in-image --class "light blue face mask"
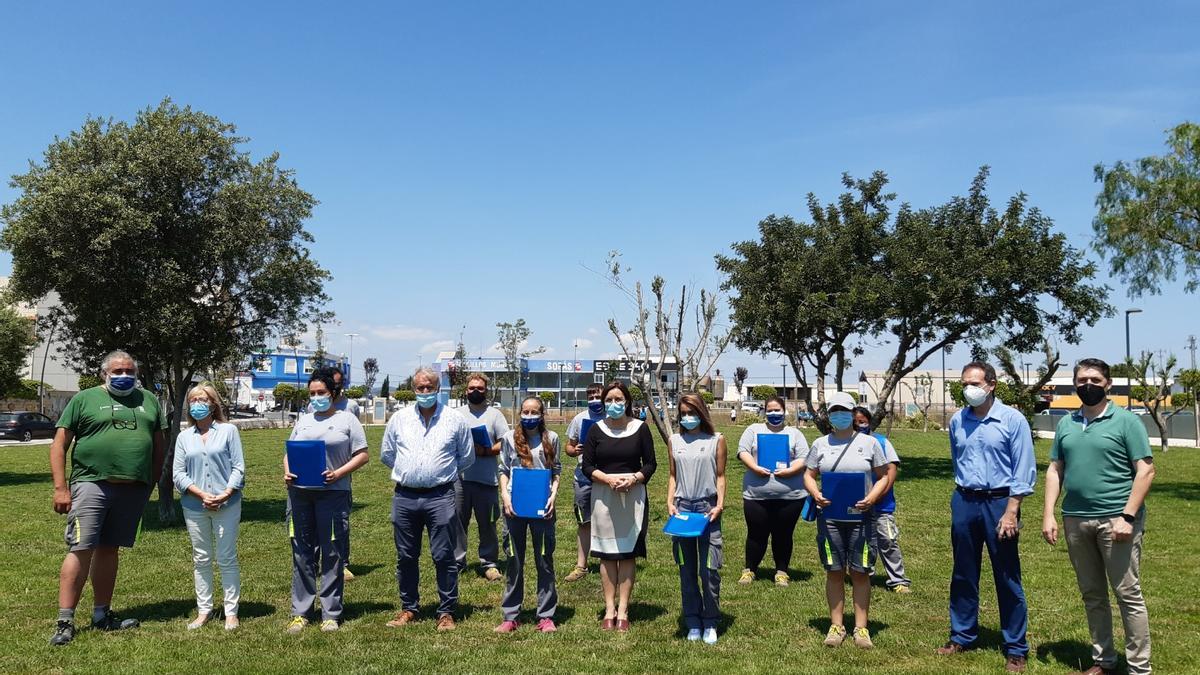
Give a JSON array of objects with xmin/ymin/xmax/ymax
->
[
  {"xmin": 416, "ymin": 392, "xmax": 438, "ymax": 409},
  {"xmin": 310, "ymin": 395, "xmax": 332, "ymax": 413},
  {"xmin": 680, "ymin": 415, "xmax": 701, "ymax": 430},
  {"xmin": 189, "ymin": 402, "xmax": 211, "ymax": 420},
  {"xmin": 605, "ymin": 401, "xmax": 626, "ymax": 419},
  {"xmin": 829, "ymin": 410, "xmax": 854, "ymax": 430}
]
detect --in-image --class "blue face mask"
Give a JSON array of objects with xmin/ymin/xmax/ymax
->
[
  {"xmin": 189, "ymin": 402, "xmax": 211, "ymax": 420},
  {"xmin": 520, "ymin": 415, "xmax": 541, "ymax": 430},
  {"xmin": 588, "ymin": 400, "xmax": 604, "ymax": 414},
  {"xmin": 829, "ymin": 410, "xmax": 854, "ymax": 430},
  {"xmin": 605, "ymin": 401, "xmax": 626, "ymax": 419},
  {"xmin": 680, "ymin": 415, "xmax": 701, "ymax": 430},
  {"xmin": 416, "ymin": 392, "xmax": 438, "ymax": 409},
  {"xmin": 108, "ymin": 375, "xmax": 136, "ymax": 395},
  {"xmin": 765, "ymin": 411, "xmax": 785, "ymax": 425},
  {"xmin": 310, "ymin": 395, "xmax": 332, "ymax": 413}
]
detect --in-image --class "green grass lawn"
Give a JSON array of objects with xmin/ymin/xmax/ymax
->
[{"xmin": 2, "ymin": 425, "xmax": 1198, "ymax": 674}]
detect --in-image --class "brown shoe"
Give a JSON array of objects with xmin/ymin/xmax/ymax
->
[
  {"xmin": 616, "ymin": 619, "xmax": 630, "ymax": 632},
  {"xmin": 1072, "ymin": 666, "xmax": 1116, "ymax": 675},
  {"xmin": 436, "ymin": 614, "xmax": 457, "ymax": 631},
  {"xmin": 1005, "ymin": 655, "xmax": 1027, "ymax": 673},
  {"xmin": 386, "ymin": 610, "xmax": 417, "ymax": 627},
  {"xmin": 601, "ymin": 617, "xmax": 615, "ymax": 630},
  {"xmin": 935, "ymin": 641, "xmax": 967, "ymax": 656}
]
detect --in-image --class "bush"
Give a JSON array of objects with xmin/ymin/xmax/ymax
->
[
  {"xmin": 78, "ymin": 374, "xmax": 103, "ymax": 390},
  {"xmin": 750, "ymin": 385, "xmax": 777, "ymax": 401},
  {"xmin": 739, "ymin": 411, "xmax": 763, "ymax": 425},
  {"xmin": 344, "ymin": 385, "xmax": 367, "ymax": 399},
  {"xmin": 700, "ymin": 390, "xmax": 714, "ymax": 404},
  {"xmin": 538, "ymin": 391, "xmax": 556, "ymax": 405},
  {"xmin": 899, "ymin": 412, "xmax": 942, "ymax": 431},
  {"xmin": 393, "ymin": 389, "xmax": 416, "ymax": 402}
]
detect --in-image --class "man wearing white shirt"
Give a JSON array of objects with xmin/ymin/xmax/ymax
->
[{"xmin": 381, "ymin": 367, "xmax": 473, "ymax": 631}]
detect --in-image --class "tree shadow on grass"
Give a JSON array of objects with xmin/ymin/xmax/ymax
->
[
  {"xmin": 894, "ymin": 456, "xmax": 955, "ymax": 481},
  {"xmin": 1035, "ymin": 639, "xmax": 1094, "ymax": 671},
  {"xmin": 588, "ymin": 601, "xmax": 667, "ymax": 623},
  {"xmin": 673, "ymin": 612, "xmax": 737, "ymax": 638},
  {"xmin": 1150, "ymin": 480, "xmax": 1200, "ymax": 502},
  {"xmin": 342, "ymin": 601, "xmax": 394, "ymax": 621},
  {"xmin": 346, "ymin": 563, "xmax": 385, "ymax": 578},
  {"xmin": 120, "ymin": 598, "xmax": 278, "ymax": 623},
  {"xmin": 0, "ymin": 470, "xmax": 50, "ymax": 486}
]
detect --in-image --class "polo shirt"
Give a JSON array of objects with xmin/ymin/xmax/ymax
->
[{"xmin": 1051, "ymin": 402, "xmax": 1152, "ymax": 518}]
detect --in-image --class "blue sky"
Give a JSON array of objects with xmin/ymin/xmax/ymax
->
[{"xmin": 2, "ymin": 1, "xmax": 1198, "ymax": 386}]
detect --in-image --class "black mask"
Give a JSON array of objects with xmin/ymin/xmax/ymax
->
[
  {"xmin": 1076, "ymin": 383, "xmax": 1107, "ymax": 407},
  {"xmin": 466, "ymin": 390, "xmax": 487, "ymax": 405}
]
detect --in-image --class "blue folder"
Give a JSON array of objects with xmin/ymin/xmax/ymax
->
[
  {"xmin": 580, "ymin": 418, "xmax": 595, "ymax": 444},
  {"xmin": 471, "ymin": 425, "xmax": 493, "ymax": 449},
  {"xmin": 511, "ymin": 468, "xmax": 552, "ymax": 518},
  {"xmin": 822, "ymin": 471, "xmax": 869, "ymax": 522},
  {"xmin": 663, "ymin": 511, "xmax": 709, "ymax": 538},
  {"xmin": 286, "ymin": 440, "xmax": 326, "ymax": 488},
  {"xmin": 757, "ymin": 433, "xmax": 790, "ymax": 472}
]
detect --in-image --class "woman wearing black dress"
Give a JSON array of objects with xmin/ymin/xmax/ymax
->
[{"xmin": 582, "ymin": 381, "xmax": 657, "ymax": 632}]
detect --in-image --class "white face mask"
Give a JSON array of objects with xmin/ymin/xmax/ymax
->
[{"xmin": 963, "ymin": 384, "xmax": 990, "ymax": 407}]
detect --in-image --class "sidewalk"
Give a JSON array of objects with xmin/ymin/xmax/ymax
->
[{"xmin": 1035, "ymin": 430, "xmax": 1199, "ymax": 449}]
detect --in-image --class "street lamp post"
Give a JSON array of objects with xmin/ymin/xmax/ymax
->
[
  {"xmin": 781, "ymin": 364, "xmax": 787, "ymax": 402},
  {"xmin": 1125, "ymin": 308, "xmax": 1142, "ymax": 410},
  {"xmin": 343, "ymin": 333, "xmax": 359, "ymax": 386}
]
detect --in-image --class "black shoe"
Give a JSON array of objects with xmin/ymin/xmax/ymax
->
[
  {"xmin": 49, "ymin": 620, "xmax": 75, "ymax": 646},
  {"xmin": 92, "ymin": 610, "xmax": 139, "ymax": 631}
]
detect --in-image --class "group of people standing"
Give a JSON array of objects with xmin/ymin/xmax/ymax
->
[{"xmin": 45, "ymin": 351, "xmax": 1155, "ymax": 674}]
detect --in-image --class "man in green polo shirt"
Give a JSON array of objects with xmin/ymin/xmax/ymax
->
[
  {"xmin": 1042, "ymin": 357, "xmax": 1156, "ymax": 675},
  {"xmin": 48, "ymin": 350, "xmax": 167, "ymax": 647}
]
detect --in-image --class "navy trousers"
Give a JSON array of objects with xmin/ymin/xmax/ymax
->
[{"xmin": 948, "ymin": 490, "xmax": 1029, "ymax": 657}]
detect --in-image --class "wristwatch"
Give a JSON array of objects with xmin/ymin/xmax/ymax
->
[{"xmin": 1120, "ymin": 513, "xmax": 1136, "ymax": 523}]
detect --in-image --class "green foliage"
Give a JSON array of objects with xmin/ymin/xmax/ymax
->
[
  {"xmin": 538, "ymin": 391, "xmax": 555, "ymax": 405},
  {"xmin": 1110, "ymin": 362, "xmax": 1139, "ymax": 379},
  {"xmin": 362, "ymin": 358, "xmax": 379, "ymax": 395},
  {"xmin": 899, "ymin": 412, "xmax": 942, "ymax": 431},
  {"xmin": 739, "ymin": 411, "xmax": 763, "ymax": 425},
  {"xmin": 0, "ymin": 99, "xmax": 331, "ymax": 517},
  {"xmin": 393, "ymin": 389, "xmax": 415, "ymax": 402},
  {"xmin": 629, "ymin": 384, "xmax": 643, "ymax": 401},
  {"xmin": 948, "ymin": 380, "xmax": 1040, "ymax": 427},
  {"xmin": 273, "ymin": 383, "xmax": 309, "ymax": 409},
  {"xmin": 78, "ymin": 374, "xmax": 103, "ymax": 390},
  {"xmin": 700, "ymin": 390, "xmax": 715, "ymax": 404},
  {"xmin": 344, "ymin": 385, "xmax": 367, "ymax": 399},
  {"xmin": 1094, "ymin": 122, "xmax": 1200, "ymax": 295},
  {"xmin": 750, "ymin": 384, "xmax": 778, "ymax": 401},
  {"xmin": 0, "ymin": 307, "xmax": 37, "ymax": 398},
  {"xmin": 719, "ymin": 168, "xmax": 1111, "ymax": 432},
  {"xmin": 7, "ymin": 379, "xmax": 50, "ymax": 400},
  {"xmin": 379, "ymin": 375, "xmax": 391, "ymax": 400}
]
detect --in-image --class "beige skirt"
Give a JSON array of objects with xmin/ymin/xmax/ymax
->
[{"xmin": 590, "ymin": 482, "xmax": 648, "ymax": 560}]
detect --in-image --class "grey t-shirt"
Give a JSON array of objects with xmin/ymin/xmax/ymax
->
[
  {"xmin": 671, "ymin": 431, "xmax": 720, "ymax": 500},
  {"xmin": 289, "ymin": 409, "xmax": 368, "ymax": 491},
  {"xmin": 804, "ymin": 432, "xmax": 887, "ymax": 521},
  {"xmin": 738, "ymin": 423, "xmax": 810, "ymax": 501},
  {"xmin": 567, "ymin": 409, "xmax": 605, "ymax": 484},
  {"xmin": 498, "ymin": 429, "xmax": 562, "ymax": 495},
  {"xmin": 457, "ymin": 405, "xmax": 511, "ymax": 486}
]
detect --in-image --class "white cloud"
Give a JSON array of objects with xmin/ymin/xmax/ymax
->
[
  {"xmin": 571, "ymin": 337, "xmax": 594, "ymax": 351},
  {"xmin": 587, "ymin": 327, "xmax": 599, "ymax": 335},
  {"xmin": 418, "ymin": 340, "xmax": 455, "ymax": 354},
  {"xmin": 367, "ymin": 324, "xmax": 439, "ymax": 341}
]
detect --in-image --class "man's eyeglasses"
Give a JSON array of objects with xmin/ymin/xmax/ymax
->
[{"xmin": 110, "ymin": 405, "xmax": 138, "ymax": 431}]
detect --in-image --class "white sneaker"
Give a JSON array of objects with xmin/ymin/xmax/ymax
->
[
  {"xmin": 686, "ymin": 628, "xmax": 702, "ymax": 641},
  {"xmin": 703, "ymin": 628, "xmax": 718, "ymax": 645}
]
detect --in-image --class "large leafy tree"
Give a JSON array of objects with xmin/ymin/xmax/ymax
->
[
  {"xmin": 1094, "ymin": 122, "xmax": 1200, "ymax": 295},
  {"xmin": 0, "ymin": 99, "xmax": 330, "ymax": 520},
  {"xmin": 720, "ymin": 168, "xmax": 1111, "ymax": 430},
  {"xmin": 0, "ymin": 306, "xmax": 37, "ymax": 397}
]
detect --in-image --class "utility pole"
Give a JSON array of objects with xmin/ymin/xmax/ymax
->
[
  {"xmin": 1187, "ymin": 335, "xmax": 1197, "ymax": 370},
  {"xmin": 1189, "ymin": 336, "xmax": 1199, "ymax": 448},
  {"xmin": 343, "ymin": 333, "xmax": 359, "ymax": 386}
]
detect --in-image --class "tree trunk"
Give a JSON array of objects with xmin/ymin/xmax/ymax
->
[
  {"xmin": 1151, "ymin": 411, "xmax": 1170, "ymax": 454},
  {"xmin": 157, "ymin": 367, "xmax": 192, "ymax": 523}
]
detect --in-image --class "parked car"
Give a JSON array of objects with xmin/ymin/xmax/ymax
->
[
  {"xmin": 0, "ymin": 411, "xmax": 56, "ymax": 442},
  {"xmin": 741, "ymin": 401, "xmax": 763, "ymax": 413}
]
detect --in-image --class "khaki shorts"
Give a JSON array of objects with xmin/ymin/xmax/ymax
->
[{"xmin": 64, "ymin": 481, "xmax": 152, "ymax": 551}]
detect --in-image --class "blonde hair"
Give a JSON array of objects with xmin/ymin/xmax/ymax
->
[
  {"xmin": 466, "ymin": 372, "xmax": 489, "ymax": 387},
  {"xmin": 185, "ymin": 382, "xmax": 228, "ymax": 423}
]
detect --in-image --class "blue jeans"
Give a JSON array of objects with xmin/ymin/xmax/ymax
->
[
  {"xmin": 948, "ymin": 490, "xmax": 1028, "ymax": 657},
  {"xmin": 392, "ymin": 483, "xmax": 460, "ymax": 616}
]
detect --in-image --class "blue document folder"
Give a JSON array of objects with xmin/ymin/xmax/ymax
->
[
  {"xmin": 663, "ymin": 511, "xmax": 709, "ymax": 537},
  {"xmin": 580, "ymin": 418, "xmax": 596, "ymax": 444},
  {"xmin": 822, "ymin": 471, "xmax": 869, "ymax": 521},
  {"xmin": 471, "ymin": 425, "xmax": 492, "ymax": 449},
  {"xmin": 511, "ymin": 468, "xmax": 552, "ymax": 518},
  {"xmin": 286, "ymin": 440, "xmax": 326, "ymax": 488},
  {"xmin": 757, "ymin": 433, "xmax": 790, "ymax": 472}
]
